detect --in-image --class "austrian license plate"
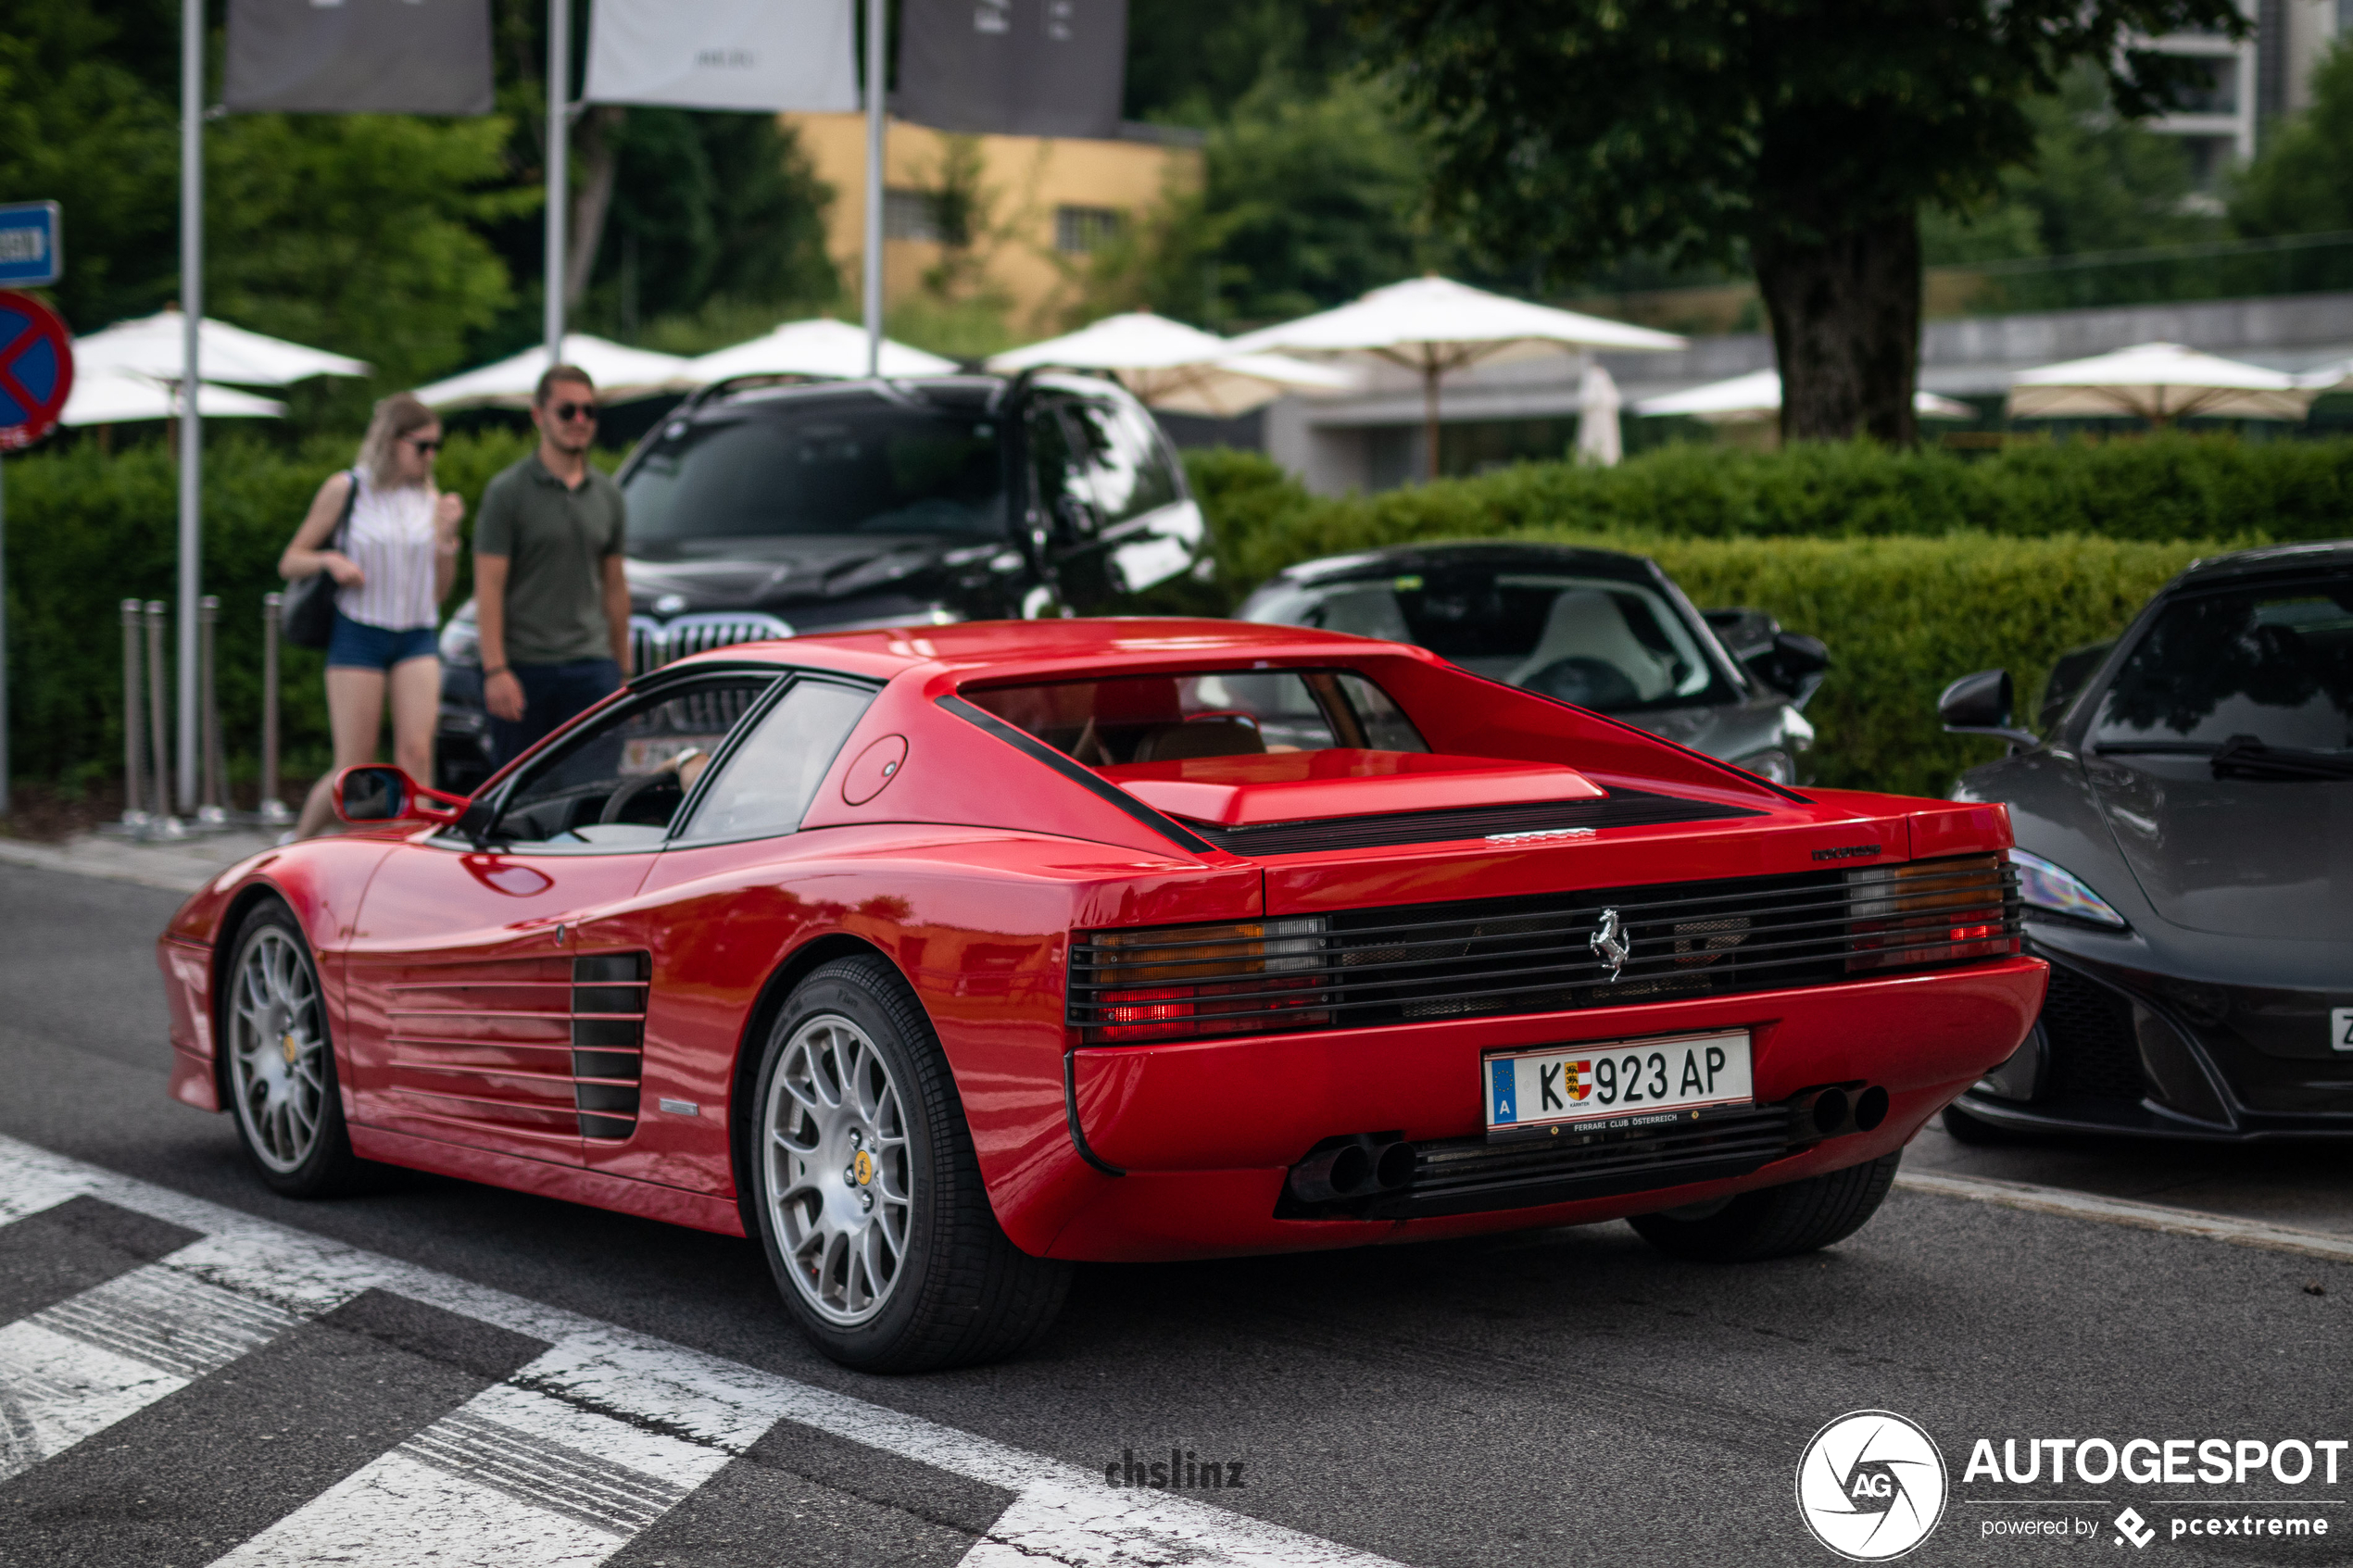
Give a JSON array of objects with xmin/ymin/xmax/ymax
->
[{"xmin": 1485, "ymin": 1029, "xmax": 1753, "ymax": 1135}]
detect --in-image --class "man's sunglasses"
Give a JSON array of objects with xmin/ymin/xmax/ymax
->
[{"xmin": 547, "ymin": 400, "xmax": 598, "ymax": 422}]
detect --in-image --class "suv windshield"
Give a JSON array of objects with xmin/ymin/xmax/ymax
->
[
  {"xmin": 623, "ymin": 400, "xmax": 1007, "ymax": 547},
  {"xmin": 1248, "ymin": 571, "xmax": 1734, "ymax": 714},
  {"xmin": 2091, "ymin": 575, "xmax": 2353, "ymax": 756}
]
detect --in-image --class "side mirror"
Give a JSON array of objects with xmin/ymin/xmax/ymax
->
[
  {"xmin": 1765, "ymin": 631, "xmax": 1829, "ymax": 708},
  {"xmin": 1938, "ymin": 670, "xmax": 2040, "ymax": 749},
  {"xmin": 333, "ymin": 765, "xmax": 464, "ymax": 826}
]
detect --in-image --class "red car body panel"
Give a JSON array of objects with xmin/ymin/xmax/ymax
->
[{"xmin": 158, "ymin": 619, "xmax": 2045, "ymax": 1262}]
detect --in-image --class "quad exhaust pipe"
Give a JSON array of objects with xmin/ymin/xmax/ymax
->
[{"xmin": 1287, "ymin": 1133, "xmax": 1416, "ymax": 1204}]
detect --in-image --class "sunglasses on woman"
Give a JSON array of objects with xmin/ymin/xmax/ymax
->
[{"xmin": 402, "ymin": 435, "xmax": 441, "ymax": 454}]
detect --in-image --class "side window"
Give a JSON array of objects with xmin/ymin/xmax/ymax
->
[
  {"xmin": 1063, "ymin": 400, "xmax": 1180, "ymax": 526},
  {"xmin": 675, "ymin": 680, "xmax": 877, "ymax": 842},
  {"xmin": 493, "ymin": 676, "xmax": 777, "ymax": 848},
  {"xmin": 1026, "ymin": 401, "xmax": 1096, "ymax": 541}
]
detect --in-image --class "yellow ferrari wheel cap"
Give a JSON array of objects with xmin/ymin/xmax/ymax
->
[{"xmin": 853, "ymin": 1149, "xmax": 875, "ymax": 1185}]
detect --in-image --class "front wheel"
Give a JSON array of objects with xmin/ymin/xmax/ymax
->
[
  {"xmin": 749, "ymin": 956, "xmax": 1070, "ymax": 1372},
  {"xmin": 1629, "ymin": 1151, "xmax": 1901, "ymax": 1262},
  {"xmin": 222, "ymin": 900, "xmax": 364, "ymax": 1198}
]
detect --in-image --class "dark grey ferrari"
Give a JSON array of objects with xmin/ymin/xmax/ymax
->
[{"xmin": 1936, "ymin": 541, "xmax": 2353, "ymax": 1143}]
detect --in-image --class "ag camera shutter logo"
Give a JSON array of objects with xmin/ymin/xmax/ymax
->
[{"xmin": 1796, "ymin": 1410, "xmax": 1949, "ymax": 1560}]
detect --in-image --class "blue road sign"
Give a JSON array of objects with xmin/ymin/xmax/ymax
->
[{"xmin": 0, "ymin": 203, "xmax": 62, "ymax": 288}]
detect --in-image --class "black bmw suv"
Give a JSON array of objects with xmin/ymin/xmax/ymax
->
[{"xmin": 435, "ymin": 372, "xmax": 1207, "ymax": 791}]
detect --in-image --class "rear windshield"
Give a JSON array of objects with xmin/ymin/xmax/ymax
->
[
  {"xmin": 966, "ymin": 670, "xmax": 1427, "ymax": 765},
  {"xmin": 1245, "ymin": 571, "xmax": 1736, "ymax": 714},
  {"xmin": 623, "ymin": 402, "xmax": 1007, "ymax": 546}
]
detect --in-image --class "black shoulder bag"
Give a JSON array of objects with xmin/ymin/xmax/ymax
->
[{"xmin": 282, "ymin": 470, "xmax": 359, "ymax": 650}]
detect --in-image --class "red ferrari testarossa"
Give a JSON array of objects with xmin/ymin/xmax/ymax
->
[{"xmin": 158, "ymin": 620, "xmax": 2044, "ymax": 1370}]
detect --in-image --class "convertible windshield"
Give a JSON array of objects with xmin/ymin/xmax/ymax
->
[
  {"xmin": 2090, "ymin": 575, "xmax": 2353, "ymax": 757},
  {"xmin": 1248, "ymin": 571, "xmax": 1733, "ymax": 714},
  {"xmin": 966, "ymin": 670, "xmax": 1427, "ymax": 764},
  {"xmin": 623, "ymin": 401, "xmax": 1007, "ymax": 546}
]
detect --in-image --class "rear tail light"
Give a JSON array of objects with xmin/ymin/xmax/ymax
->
[
  {"xmin": 1845, "ymin": 855, "xmax": 2019, "ymax": 972},
  {"xmin": 1074, "ymin": 918, "xmax": 1327, "ymax": 1042}
]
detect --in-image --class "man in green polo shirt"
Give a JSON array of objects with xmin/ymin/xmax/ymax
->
[{"xmin": 473, "ymin": 365, "xmax": 633, "ymax": 766}]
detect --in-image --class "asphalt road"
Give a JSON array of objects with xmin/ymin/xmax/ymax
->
[{"xmin": 1, "ymin": 859, "xmax": 2346, "ymax": 1568}]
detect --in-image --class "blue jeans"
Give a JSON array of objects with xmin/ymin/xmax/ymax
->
[{"xmin": 490, "ymin": 658, "xmax": 622, "ymax": 768}]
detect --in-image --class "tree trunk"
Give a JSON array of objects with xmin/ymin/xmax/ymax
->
[
  {"xmin": 1753, "ymin": 209, "xmax": 1921, "ymax": 445},
  {"xmin": 565, "ymin": 106, "xmax": 628, "ymax": 310}
]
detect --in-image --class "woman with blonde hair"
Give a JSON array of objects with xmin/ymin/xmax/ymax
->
[{"xmin": 278, "ymin": 392, "xmax": 464, "ymax": 837}]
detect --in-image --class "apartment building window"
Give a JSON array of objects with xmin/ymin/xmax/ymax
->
[
  {"xmin": 884, "ymin": 188, "xmax": 943, "ymax": 244},
  {"xmin": 1055, "ymin": 206, "xmax": 1124, "ymax": 256}
]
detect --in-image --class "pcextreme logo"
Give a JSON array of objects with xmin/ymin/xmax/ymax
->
[{"xmin": 1797, "ymin": 1410, "xmax": 1951, "ymax": 1561}]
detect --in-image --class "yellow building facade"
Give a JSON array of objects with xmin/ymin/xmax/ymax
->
[{"xmin": 782, "ymin": 112, "xmax": 1204, "ymax": 337}]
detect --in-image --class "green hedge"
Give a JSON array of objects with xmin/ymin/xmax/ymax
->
[
  {"xmin": 4, "ymin": 431, "xmax": 2340, "ymax": 803},
  {"xmin": 3, "ymin": 429, "xmax": 536, "ymax": 797},
  {"xmin": 1178, "ymin": 445, "xmax": 2277, "ymax": 799}
]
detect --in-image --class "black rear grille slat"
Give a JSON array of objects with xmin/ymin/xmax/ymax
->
[
  {"xmin": 1186, "ymin": 789, "xmax": 1763, "ymax": 857},
  {"xmin": 1070, "ymin": 859, "xmax": 2021, "ymax": 1040},
  {"xmin": 1322, "ymin": 1107, "xmax": 1804, "ymax": 1220}
]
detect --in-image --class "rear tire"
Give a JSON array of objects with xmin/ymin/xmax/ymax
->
[
  {"xmin": 1629, "ymin": 1151, "xmax": 1901, "ymax": 1262},
  {"xmin": 220, "ymin": 900, "xmax": 365, "ymax": 1198},
  {"xmin": 749, "ymin": 955, "xmax": 1070, "ymax": 1372}
]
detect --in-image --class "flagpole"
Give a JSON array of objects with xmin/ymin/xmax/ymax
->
[
  {"xmin": 178, "ymin": 0, "xmax": 204, "ymax": 815},
  {"xmin": 545, "ymin": 0, "xmax": 569, "ymax": 363},
  {"xmin": 862, "ymin": 0, "xmax": 885, "ymax": 378}
]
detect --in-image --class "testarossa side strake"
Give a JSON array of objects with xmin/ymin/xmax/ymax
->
[{"xmin": 157, "ymin": 620, "xmax": 2045, "ymax": 1370}]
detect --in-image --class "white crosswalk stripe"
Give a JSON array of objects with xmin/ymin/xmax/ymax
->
[
  {"xmin": 0, "ymin": 1134, "xmax": 1407, "ymax": 1568},
  {"xmin": 0, "ymin": 1261, "xmax": 300, "ymax": 1481}
]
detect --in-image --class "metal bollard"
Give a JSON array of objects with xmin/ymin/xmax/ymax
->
[
  {"xmin": 116, "ymin": 598, "xmax": 149, "ymax": 831},
  {"xmin": 256, "ymin": 591, "xmax": 291, "ymax": 825},
  {"xmin": 144, "ymin": 601, "xmax": 186, "ymax": 838},
  {"xmin": 196, "ymin": 594, "xmax": 227, "ymax": 827}
]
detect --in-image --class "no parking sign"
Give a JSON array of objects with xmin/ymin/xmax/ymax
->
[{"xmin": 0, "ymin": 289, "xmax": 74, "ymax": 452}]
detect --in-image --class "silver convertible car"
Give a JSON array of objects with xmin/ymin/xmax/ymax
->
[
  {"xmin": 1235, "ymin": 541, "xmax": 1828, "ymax": 783},
  {"xmin": 1937, "ymin": 541, "xmax": 2353, "ymax": 1143}
]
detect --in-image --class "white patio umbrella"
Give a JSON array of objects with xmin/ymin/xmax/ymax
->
[
  {"xmin": 685, "ymin": 318, "xmax": 958, "ymax": 384},
  {"xmin": 1637, "ymin": 369, "xmax": 1975, "ymax": 423},
  {"xmin": 2296, "ymin": 358, "xmax": 2353, "ymax": 393},
  {"xmin": 1228, "ymin": 276, "xmax": 1685, "ymax": 478},
  {"xmin": 1574, "ymin": 363, "xmax": 1623, "ymax": 467},
  {"xmin": 987, "ymin": 312, "xmax": 1357, "ymax": 418},
  {"xmin": 73, "ymin": 307, "xmax": 368, "ymax": 385},
  {"xmin": 61, "ymin": 368, "xmax": 286, "ymax": 426},
  {"xmin": 415, "ymin": 334, "xmax": 698, "ymax": 411},
  {"xmin": 2005, "ymin": 342, "xmax": 2318, "ymax": 423}
]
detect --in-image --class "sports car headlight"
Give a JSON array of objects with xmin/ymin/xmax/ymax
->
[
  {"xmin": 1069, "ymin": 918, "xmax": 1328, "ymax": 1043},
  {"xmin": 2008, "ymin": 848, "xmax": 2127, "ymax": 929}
]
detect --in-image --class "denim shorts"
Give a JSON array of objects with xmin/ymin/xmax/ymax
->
[{"xmin": 325, "ymin": 610, "xmax": 439, "ymax": 671}]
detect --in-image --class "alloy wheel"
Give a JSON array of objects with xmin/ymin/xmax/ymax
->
[
  {"xmin": 228, "ymin": 926, "xmax": 329, "ymax": 1173},
  {"xmin": 762, "ymin": 1013, "xmax": 914, "ymax": 1325}
]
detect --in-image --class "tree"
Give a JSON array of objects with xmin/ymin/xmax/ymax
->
[
  {"xmin": 2231, "ymin": 40, "xmax": 2353, "ymax": 238},
  {"xmin": 1339, "ymin": 0, "xmax": 2244, "ymax": 445}
]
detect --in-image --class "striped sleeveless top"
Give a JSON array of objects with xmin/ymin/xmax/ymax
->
[{"xmin": 334, "ymin": 470, "xmax": 440, "ymax": 633}]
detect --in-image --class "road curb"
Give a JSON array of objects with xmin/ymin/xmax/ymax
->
[
  {"xmin": 0, "ymin": 834, "xmax": 238, "ymax": 895},
  {"xmin": 1895, "ymin": 1170, "xmax": 2353, "ymax": 1264}
]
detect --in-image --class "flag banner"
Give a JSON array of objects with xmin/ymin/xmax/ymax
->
[
  {"xmin": 223, "ymin": 0, "xmax": 494, "ymax": 115},
  {"xmin": 895, "ymin": 0, "xmax": 1127, "ymax": 140},
  {"xmin": 585, "ymin": 0, "xmax": 860, "ymax": 113}
]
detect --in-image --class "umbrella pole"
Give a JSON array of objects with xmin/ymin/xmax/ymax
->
[
  {"xmin": 862, "ymin": 0, "xmax": 886, "ymax": 378},
  {"xmin": 1423, "ymin": 360, "xmax": 1441, "ymax": 483},
  {"xmin": 177, "ymin": 0, "xmax": 204, "ymax": 814},
  {"xmin": 544, "ymin": 0, "xmax": 569, "ymax": 362}
]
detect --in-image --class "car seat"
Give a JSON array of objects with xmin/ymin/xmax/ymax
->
[
  {"xmin": 1505, "ymin": 589, "xmax": 1674, "ymax": 702},
  {"xmin": 1129, "ymin": 716, "xmax": 1269, "ymax": 762}
]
